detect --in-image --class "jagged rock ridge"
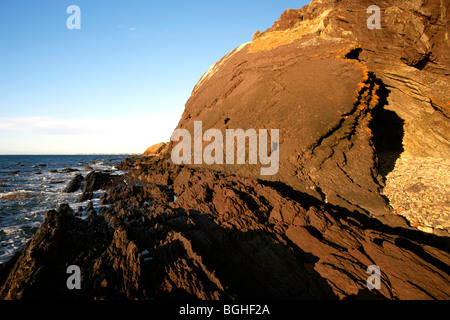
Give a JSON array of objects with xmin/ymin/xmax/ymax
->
[{"xmin": 1, "ymin": 158, "xmax": 449, "ymax": 300}]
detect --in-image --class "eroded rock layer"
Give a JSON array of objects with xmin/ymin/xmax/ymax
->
[
  {"xmin": 169, "ymin": 0, "xmax": 450, "ymax": 216},
  {"xmin": 1, "ymin": 157, "xmax": 449, "ymax": 300}
]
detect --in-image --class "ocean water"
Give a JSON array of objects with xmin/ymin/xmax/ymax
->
[{"xmin": 0, "ymin": 155, "xmax": 128, "ymax": 264}]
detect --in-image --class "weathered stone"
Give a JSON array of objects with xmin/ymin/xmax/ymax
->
[
  {"xmin": 1, "ymin": 0, "xmax": 449, "ymax": 301},
  {"xmin": 63, "ymin": 174, "xmax": 84, "ymax": 193}
]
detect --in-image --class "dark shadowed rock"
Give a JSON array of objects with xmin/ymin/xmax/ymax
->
[
  {"xmin": 78, "ymin": 191, "xmax": 93, "ymax": 202},
  {"xmin": 83, "ymin": 171, "xmax": 114, "ymax": 193},
  {"xmin": 63, "ymin": 174, "xmax": 84, "ymax": 193},
  {"xmin": 86, "ymin": 201, "xmax": 97, "ymax": 217},
  {"xmin": 1, "ymin": 158, "xmax": 449, "ymax": 300},
  {"xmin": 0, "ymin": 204, "xmax": 112, "ymax": 300}
]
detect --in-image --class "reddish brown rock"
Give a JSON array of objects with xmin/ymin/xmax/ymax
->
[
  {"xmin": 143, "ymin": 142, "xmax": 169, "ymax": 157},
  {"xmin": 1, "ymin": 158, "xmax": 449, "ymax": 300},
  {"xmin": 169, "ymin": 0, "xmax": 450, "ymax": 216}
]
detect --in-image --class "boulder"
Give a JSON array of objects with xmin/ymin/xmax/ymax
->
[
  {"xmin": 63, "ymin": 174, "xmax": 84, "ymax": 193},
  {"xmin": 61, "ymin": 168, "xmax": 79, "ymax": 173},
  {"xmin": 83, "ymin": 171, "xmax": 112, "ymax": 193},
  {"xmin": 0, "ymin": 204, "xmax": 112, "ymax": 300},
  {"xmin": 143, "ymin": 142, "xmax": 169, "ymax": 156},
  {"xmin": 78, "ymin": 191, "xmax": 93, "ymax": 202}
]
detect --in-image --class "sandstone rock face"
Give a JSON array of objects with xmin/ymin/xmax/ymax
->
[
  {"xmin": 305, "ymin": 0, "xmax": 450, "ymax": 159},
  {"xmin": 0, "ymin": 0, "xmax": 449, "ymax": 301},
  {"xmin": 143, "ymin": 142, "xmax": 169, "ymax": 156},
  {"xmin": 1, "ymin": 158, "xmax": 448, "ymax": 300},
  {"xmin": 170, "ymin": 0, "xmax": 450, "ymax": 216}
]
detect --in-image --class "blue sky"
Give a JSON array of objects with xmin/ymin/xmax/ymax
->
[{"xmin": 0, "ymin": 0, "xmax": 309, "ymax": 154}]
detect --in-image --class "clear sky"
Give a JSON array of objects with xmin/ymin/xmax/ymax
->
[{"xmin": 0, "ymin": 0, "xmax": 309, "ymax": 154}]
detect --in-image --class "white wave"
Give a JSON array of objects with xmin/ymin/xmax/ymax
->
[
  {"xmin": 0, "ymin": 190, "xmax": 36, "ymax": 198},
  {"xmin": 0, "ymin": 226, "xmax": 25, "ymax": 236}
]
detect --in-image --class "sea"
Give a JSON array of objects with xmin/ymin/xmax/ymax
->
[{"xmin": 0, "ymin": 154, "xmax": 129, "ymax": 264}]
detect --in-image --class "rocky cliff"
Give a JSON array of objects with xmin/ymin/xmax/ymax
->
[
  {"xmin": 1, "ymin": 0, "xmax": 449, "ymax": 300},
  {"xmin": 171, "ymin": 0, "xmax": 450, "ymax": 217}
]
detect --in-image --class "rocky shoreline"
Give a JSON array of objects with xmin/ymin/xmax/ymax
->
[
  {"xmin": 0, "ymin": 155, "xmax": 449, "ymax": 300},
  {"xmin": 1, "ymin": 0, "xmax": 449, "ymax": 301}
]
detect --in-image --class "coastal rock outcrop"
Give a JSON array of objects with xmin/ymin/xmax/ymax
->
[
  {"xmin": 1, "ymin": 0, "xmax": 449, "ymax": 301},
  {"xmin": 1, "ymin": 158, "xmax": 449, "ymax": 300},
  {"xmin": 63, "ymin": 171, "xmax": 119, "ymax": 192},
  {"xmin": 143, "ymin": 143, "xmax": 169, "ymax": 157},
  {"xmin": 170, "ymin": 0, "xmax": 450, "ymax": 216},
  {"xmin": 64, "ymin": 174, "xmax": 84, "ymax": 193}
]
